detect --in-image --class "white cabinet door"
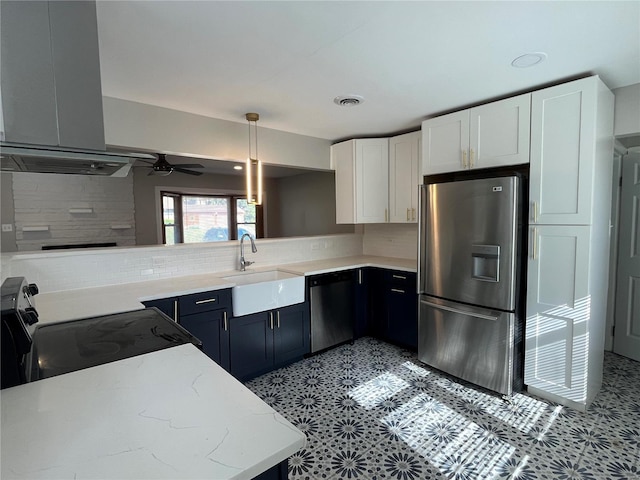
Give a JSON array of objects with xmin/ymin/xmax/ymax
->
[
  {"xmin": 530, "ymin": 77, "xmax": 598, "ymax": 225},
  {"xmin": 355, "ymin": 138, "xmax": 389, "ymax": 223},
  {"xmin": 469, "ymin": 93, "xmax": 531, "ymax": 169},
  {"xmin": 389, "ymin": 131, "xmax": 420, "ymax": 223},
  {"xmin": 422, "ymin": 110, "xmax": 469, "ymax": 175},
  {"xmin": 422, "ymin": 95, "xmax": 530, "ymax": 176},
  {"xmin": 332, "ymin": 140, "xmax": 356, "ymax": 224},
  {"xmin": 525, "ymin": 225, "xmax": 591, "ymax": 407}
]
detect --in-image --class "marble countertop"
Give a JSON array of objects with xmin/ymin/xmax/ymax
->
[
  {"xmin": 35, "ymin": 255, "xmax": 416, "ymax": 323},
  {"xmin": 1, "ymin": 344, "xmax": 306, "ymax": 480}
]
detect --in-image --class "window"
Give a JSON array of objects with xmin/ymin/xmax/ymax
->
[{"xmin": 161, "ymin": 192, "xmax": 262, "ymax": 245}]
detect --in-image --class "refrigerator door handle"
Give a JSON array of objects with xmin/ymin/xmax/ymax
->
[{"xmin": 419, "ymin": 299, "xmax": 499, "ymax": 322}]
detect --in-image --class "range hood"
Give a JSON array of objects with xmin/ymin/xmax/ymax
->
[
  {"xmin": 0, "ymin": 0, "xmax": 153, "ymax": 176},
  {"xmin": 0, "ymin": 143, "xmax": 153, "ymax": 177}
]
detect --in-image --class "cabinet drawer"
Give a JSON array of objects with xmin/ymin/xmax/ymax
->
[
  {"xmin": 384, "ymin": 270, "xmax": 416, "ymax": 290},
  {"xmin": 179, "ymin": 289, "xmax": 231, "ymax": 316}
]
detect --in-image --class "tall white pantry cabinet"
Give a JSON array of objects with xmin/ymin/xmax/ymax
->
[{"xmin": 525, "ymin": 76, "xmax": 615, "ymax": 411}]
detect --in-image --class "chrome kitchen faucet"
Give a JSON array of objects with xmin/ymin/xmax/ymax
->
[{"xmin": 239, "ymin": 233, "xmax": 257, "ymax": 271}]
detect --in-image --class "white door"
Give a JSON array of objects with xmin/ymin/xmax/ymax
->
[
  {"xmin": 469, "ymin": 93, "xmax": 531, "ymax": 169},
  {"xmin": 389, "ymin": 132, "xmax": 419, "ymax": 223},
  {"xmin": 525, "ymin": 225, "xmax": 591, "ymax": 405},
  {"xmin": 529, "ymin": 77, "xmax": 597, "ymax": 225},
  {"xmin": 332, "ymin": 140, "xmax": 356, "ymax": 224},
  {"xmin": 613, "ymin": 152, "xmax": 640, "ymax": 361},
  {"xmin": 421, "ymin": 110, "xmax": 469, "ymax": 175},
  {"xmin": 355, "ymin": 138, "xmax": 389, "ymax": 223}
]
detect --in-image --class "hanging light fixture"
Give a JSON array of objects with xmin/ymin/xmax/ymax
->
[{"xmin": 245, "ymin": 112, "xmax": 262, "ymax": 205}]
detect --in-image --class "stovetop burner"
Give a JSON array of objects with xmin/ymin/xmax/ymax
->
[
  {"xmin": 30, "ymin": 308, "xmax": 202, "ymax": 381},
  {"xmin": 2, "ymin": 276, "xmax": 202, "ymax": 388}
]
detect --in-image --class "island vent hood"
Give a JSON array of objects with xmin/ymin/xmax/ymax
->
[{"xmin": 0, "ymin": 0, "xmax": 154, "ymax": 176}]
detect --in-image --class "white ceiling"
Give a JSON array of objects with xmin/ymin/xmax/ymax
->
[{"xmin": 96, "ymin": 1, "xmax": 640, "ymax": 142}]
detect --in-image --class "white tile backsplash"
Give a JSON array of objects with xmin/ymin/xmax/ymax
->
[
  {"xmin": 1, "ymin": 233, "xmax": 363, "ymax": 293},
  {"xmin": 362, "ymin": 223, "xmax": 418, "ymax": 260},
  {"xmin": 2, "ymin": 223, "xmax": 417, "ymax": 293}
]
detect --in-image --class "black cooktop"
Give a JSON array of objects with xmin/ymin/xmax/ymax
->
[{"xmin": 29, "ymin": 308, "xmax": 202, "ymax": 381}]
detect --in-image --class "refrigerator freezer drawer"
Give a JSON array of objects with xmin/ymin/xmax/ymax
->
[{"xmin": 418, "ymin": 296, "xmax": 515, "ymax": 395}]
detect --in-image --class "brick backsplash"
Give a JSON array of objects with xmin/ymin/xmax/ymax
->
[
  {"xmin": 12, "ymin": 173, "xmax": 136, "ymax": 251},
  {"xmin": 1, "ymin": 233, "xmax": 363, "ymax": 293}
]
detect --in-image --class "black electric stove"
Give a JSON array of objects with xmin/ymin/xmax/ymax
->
[{"xmin": 1, "ymin": 277, "xmax": 202, "ymax": 389}]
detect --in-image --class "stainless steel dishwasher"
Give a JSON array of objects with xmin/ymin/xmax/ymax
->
[{"xmin": 309, "ymin": 271, "xmax": 354, "ymax": 353}]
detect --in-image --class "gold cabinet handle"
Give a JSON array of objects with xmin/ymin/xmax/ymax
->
[
  {"xmin": 470, "ymin": 148, "xmax": 475, "ymax": 168},
  {"xmin": 269, "ymin": 311, "xmax": 274, "ymax": 329},
  {"xmin": 392, "ymin": 274, "xmax": 407, "ymax": 280},
  {"xmin": 358, "ymin": 269, "xmax": 362, "ymax": 284},
  {"xmin": 533, "ymin": 201, "xmax": 539, "ymax": 223},
  {"xmin": 406, "ymin": 208, "xmax": 410, "ymax": 221},
  {"xmin": 532, "ymin": 228, "xmax": 538, "ymax": 260},
  {"xmin": 223, "ymin": 311, "xmax": 228, "ymax": 331},
  {"xmin": 384, "ymin": 208, "xmax": 388, "ymax": 222},
  {"xmin": 462, "ymin": 150, "xmax": 467, "ymax": 168},
  {"xmin": 391, "ymin": 288, "xmax": 406, "ymax": 294},
  {"xmin": 276, "ymin": 311, "xmax": 280, "ymax": 328},
  {"xmin": 412, "ymin": 208, "xmax": 416, "ymax": 221}
]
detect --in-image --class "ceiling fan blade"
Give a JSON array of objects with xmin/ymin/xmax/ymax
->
[
  {"xmin": 174, "ymin": 167, "xmax": 203, "ymax": 176},
  {"xmin": 175, "ymin": 163, "xmax": 204, "ymax": 169}
]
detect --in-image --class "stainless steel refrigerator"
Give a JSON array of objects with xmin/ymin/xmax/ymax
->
[{"xmin": 418, "ymin": 175, "xmax": 524, "ymax": 396}]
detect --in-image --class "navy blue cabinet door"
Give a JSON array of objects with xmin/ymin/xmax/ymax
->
[
  {"xmin": 229, "ymin": 312, "xmax": 273, "ymax": 381},
  {"xmin": 142, "ymin": 298, "xmax": 176, "ymax": 320},
  {"xmin": 384, "ymin": 271, "xmax": 418, "ymax": 350},
  {"xmin": 354, "ymin": 268, "xmax": 369, "ymax": 339},
  {"xmin": 273, "ymin": 303, "xmax": 310, "ymax": 366},
  {"xmin": 179, "ymin": 310, "xmax": 230, "ymax": 370}
]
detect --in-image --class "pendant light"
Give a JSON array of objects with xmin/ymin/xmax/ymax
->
[{"xmin": 245, "ymin": 113, "xmax": 262, "ymax": 205}]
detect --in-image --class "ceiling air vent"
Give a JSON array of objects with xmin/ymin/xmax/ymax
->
[{"xmin": 334, "ymin": 95, "xmax": 365, "ymax": 107}]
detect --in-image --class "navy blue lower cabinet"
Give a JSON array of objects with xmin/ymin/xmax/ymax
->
[
  {"xmin": 230, "ymin": 302, "xmax": 310, "ymax": 382},
  {"xmin": 229, "ymin": 311, "xmax": 274, "ymax": 381},
  {"xmin": 253, "ymin": 460, "xmax": 288, "ymax": 480},
  {"xmin": 143, "ymin": 289, "xmax": 233, "ymax": 371},
  {"xmin": 383, "ymin": 270, "xmax": 418, "ymax": 350},
  {"xmin": 273, "ymin": 303, "xmax": 310, "ymax": 366},
  {"xmin": 179, "ymin": 310, "xmax": 230, "ymax": 370},
  {"xmin": 142, "ymin": 297, "xmax": 177, "ymax": 320},
  {"xmin": 354, "ymin": 268, "xmax": 369, "ymax": 339}
]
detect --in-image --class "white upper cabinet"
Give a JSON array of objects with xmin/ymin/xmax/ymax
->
[
  {"xmin": 332, "ymin": 138, "xmax": 389, "ymax": 224},
  {"xmin": 529, "ymin": 77, "xmax": 611, "ymax": 225},
  {"xmin": 421, "ymin": 110, "xmax": 469, "ymax": 175},
  {"xmin": 422, "ymin": 93, "xmax": 531, "ymax": 175},
  {"xmin": 389, "ymin": 131, "xmax": 421, "ymax": 223}
]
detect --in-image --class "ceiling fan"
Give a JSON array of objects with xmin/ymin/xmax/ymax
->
[{"xmin": 140, "ymin": 154, "xmax": 204, "ymax": 176}]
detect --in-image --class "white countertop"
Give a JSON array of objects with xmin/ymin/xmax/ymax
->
[
  {"xmin": 35, "ymin": 255, "xmax": 416, "ymax": 323},
  {"xmin": 0, "ymin": 344, "xmax": 306, "ymax": 480}
]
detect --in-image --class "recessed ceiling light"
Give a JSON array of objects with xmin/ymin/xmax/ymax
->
[
  {"xmin": 511, "ymin": 52, "xmax": 547, "ymax": 68},
  {"xmin": 334, "ymin": 95, "xmax": 365, "ymax": 107},
  {"xmin": 234, "ymin": 165, "xmax": 243, "ymax": 170}
]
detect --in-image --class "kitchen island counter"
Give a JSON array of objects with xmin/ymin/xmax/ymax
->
[{"xmin": 1, "ymin": 343, "xmax": 305, "ymax": 480}]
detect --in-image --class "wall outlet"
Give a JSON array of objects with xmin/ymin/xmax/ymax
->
[{"xmin": 2, "ymin": 224, "xmax": 13, "ymax": 232}]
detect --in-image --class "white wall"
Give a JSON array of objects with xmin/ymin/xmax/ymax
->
[
  {"xmin": 1, "ymin": 233, "xmax": 363, "ymax": 292},
  {"xmin": 613, "ymin": 83, "xmax": 640, "ymax": 139},
  {"xmin": 102, "ymin": 97, "xmax": 333, "ymax": 171},
  {"xmin": 11, "ymin": 172, "xmax": 136, "ymax": 251}
]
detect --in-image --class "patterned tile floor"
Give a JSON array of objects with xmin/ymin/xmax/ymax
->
[{"xmin": 246, "ymin": 337, "xmax": 640, "ymax": 480}]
